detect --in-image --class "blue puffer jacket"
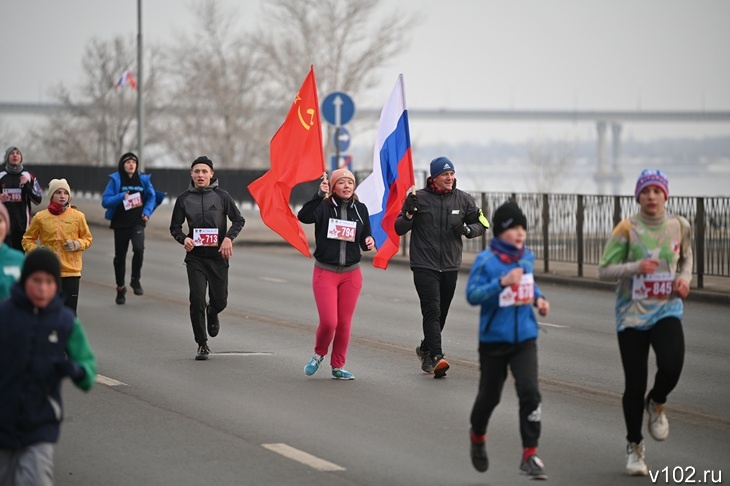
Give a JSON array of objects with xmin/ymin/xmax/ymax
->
[
  {"xmin": 0, "ymin": 285, "xmax": 96, "ymax": 448},
  {"xmin": 466, "ymin": 247, "xmax": 544, "ymax": 344},
  {"xmin": 101, "ymin": 171, "xmax": 165, "ymax": 221}
]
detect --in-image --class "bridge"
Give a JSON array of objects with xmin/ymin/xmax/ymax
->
[{"xmin": 3, "ymin": 102, "xmax": 730, "ymax": 195}]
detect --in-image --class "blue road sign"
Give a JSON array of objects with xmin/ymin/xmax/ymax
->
[
  {"xmin": 322, "ymin": 91, "xmax": 355, "ymax": 126},
  {"xmin": 333, "ymin": 127, "xmax": 351, "ymax": 152},
  {"xmin": 331, "ymin": 155, "xmax": 352, "ymax": 171}
]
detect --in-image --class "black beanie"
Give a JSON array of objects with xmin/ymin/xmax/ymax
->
[
  {"xmin": 191, "ymin": 156, "xmax": 214, "ymax": 170},
  {"xmin": 118, "ymin": 152, "xmax": 139, "ymax": 172},
  {"xmin": 492, "ymin": 202, "xmax": 527, "ymax": 237},
  {"xmin": 20, "ymin": 248, "xmax": 62, "ymax": 288}
]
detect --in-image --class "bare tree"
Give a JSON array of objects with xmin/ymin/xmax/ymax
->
[
  {"xmin": 526, "ymin": 138, "xmax": 576, "ymax": 193},
  {"xmin": 251, "ymin": 0, "xmax": 422, "ymax": 164},
  {"xmin": 32, "ymin": 36, "xmax": 162, "ymax": 166},
  {"xmin": 159, "ymin": 0, "xmax": 273, "ymax": 168}
]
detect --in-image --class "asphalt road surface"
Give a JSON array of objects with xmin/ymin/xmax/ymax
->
[{"xmin": 53, "ymin": 229, "xmax": 729, "ymax": 485}]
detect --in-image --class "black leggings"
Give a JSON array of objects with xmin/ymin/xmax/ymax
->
[
  {"xmin": 617, "ymin": 317, "xmax": 684, "ymax": 443},
  {"xmin": 470, "ymin": 339, "xmax": 542, "ymax": 448},
  {"xmin": 61, "ymin": 276, "xmax": 80, "ymax": 314}
]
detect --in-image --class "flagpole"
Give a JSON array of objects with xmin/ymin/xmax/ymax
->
[{"xmin": 136, "ymin": 0, "xmax": 145, "ymax": 171}]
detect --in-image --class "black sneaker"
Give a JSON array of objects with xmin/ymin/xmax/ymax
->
[
  {"xmin": 130, "ymin": 278, "xmax": 144, "ymax": 296},
  {"xmin": 470, "ymin": 429, "xmax": 488, "ymax": 472},
  {"xmin": 115, "ymin": 286, "xmax": 126, "ymax": 305},
  {"xmin": 206, "ymin": 304, "xmax": 220, "ymax": 337},
  {"xmin": 195, "ymin": 344, "xmax": 210, "ymax": 361},
  {"xmin": 520, "ymin": 454, "xmax": 548, "ymax": 480},
  {"xmin": 416, "ymin": 342, "xmax": 434, "ymax": 374},
  {"xmin": 433, "ymin": 354, "xmax": 450, "ymax": 379}
]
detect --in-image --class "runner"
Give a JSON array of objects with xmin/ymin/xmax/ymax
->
[{"xmin": 598, "ymin": 169, "xmax": 692, "ymax": 476}]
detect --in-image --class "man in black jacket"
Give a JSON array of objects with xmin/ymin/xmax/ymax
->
[
  {"xmin": 170, "ymin": 156, "xmax": 245, "ymax": 360},
  {"xmin": 395, "ymin": 156, "xmax": 489, "ymax": 377},
  {"xmin": 0, "ymin": 146, "xmax": 43, "ymax": 250}
]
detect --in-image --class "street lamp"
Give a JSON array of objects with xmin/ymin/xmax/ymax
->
[{"xmin": 137, "ymin": 0, "xmax": 145, "ymax": 171}]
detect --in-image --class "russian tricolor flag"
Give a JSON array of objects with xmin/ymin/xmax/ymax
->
[
  {"xmin": 115, "ymin": 70, "xmax": 137, "ymax": 90},
  {"xmin": 358, "ymin": 74, "xmax": 414, "ymax": 269}
]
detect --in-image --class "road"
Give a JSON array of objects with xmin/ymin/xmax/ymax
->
[{"xmin": 54, "ymin": 229, "xmax": 729, "ymax": 485}]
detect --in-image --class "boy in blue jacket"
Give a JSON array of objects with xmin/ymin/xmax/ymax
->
[
  {"xmin": 466, "ymin": 202, "xmax": 550, "ymax": 480},
  {"xmin": 0, "ymin": 249, "xmax": 96, "ymax": 485}
]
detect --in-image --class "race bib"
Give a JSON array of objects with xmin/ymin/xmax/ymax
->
[
  {"xmin": 632, "ymin": 272, "xmax": 674, "ymax": 300},
  {"xmin": 193, "ymin": 228, "xmax": 219, "ymax": 247},
  {"xmin": 2, "ymin": 188, "xmax": 22, "ymax": 202},
  {"xmin": 327, "ymin": 218, "xmax": 356, "ymax": 242},
  {"xmin": 123, "ymin": 192, "xmax": 143, "ymax": 211},
  {"xmin": 499, "ymin": 273, "xmax": 535, "ymax": 307}
]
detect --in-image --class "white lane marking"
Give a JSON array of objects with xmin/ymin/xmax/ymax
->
[
  {"xmin": 262, "ymin": 443, "xmax": 346, "ymax": 472},
  {"xmin": 260, "ymin": 276, "xmax": 287, "ymax": 283},
  {"xmin": 539, "ymin": 321, "xmax": 569, "ymax": 328},
  {"xmin": 96, "ymin": 374, "xmax": 127, "ymax": 387}
]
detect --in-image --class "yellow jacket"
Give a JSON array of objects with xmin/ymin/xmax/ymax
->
[{"xmin": 22, "ymin": 207, "xmax": 93, "ymax": 277}]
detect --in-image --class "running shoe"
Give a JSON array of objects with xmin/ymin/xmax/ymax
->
[
  {"xmin": 433, "ymin": 354, "xmax": 450, "ymax": 379},
  {"xmin": 195, "ymin": 344, "xmax": 210, "ymax": 361},
  {"xmin": 645, "ymin": 396, "xmax": 669, "ymax": 441},
  {"xmin": 520, "ymin": 454, "xmax": 548, "ymax": 480},
  {"xmin": 304, "ymin": 354, "xmax": 323, "ymax": 376},
  {"xmin": 470, "ymin": 429, "xmax": 488, "ymax": 472},
  {"xmin": 331, "ymin": 368, "xmax": 355, "ymax": 380},
  {"xmin": 625, "ymin": 441, "xmax": 648, "ymax": 476}
]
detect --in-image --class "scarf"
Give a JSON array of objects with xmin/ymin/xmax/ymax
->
[
  {"xmin": 48, "ymin": 200, "xmax": 67, "ymax": 215},
  {"xmin": 4, "ymin": 163, "xmax": 23, "ymax": 175},
  {"xmin": 490, "ymin": 237, "xmax": 525, "ymax": 264}
]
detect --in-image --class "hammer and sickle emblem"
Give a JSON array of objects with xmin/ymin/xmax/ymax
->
[{"xmin": 298, "ymin": 107, "xmax": 315, "ymax": 130}]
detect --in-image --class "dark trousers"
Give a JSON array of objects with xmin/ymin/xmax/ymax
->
[
  {"xmin": 61, "ymin": 276, "xmax": 81, "ymax": 314},
  {"xmin": 617, "ymin": 317, "xmax": 684, "ymax": 443},
  {"xmin": 113, "ymin": 225, "xmax": 145, "ymax": 288},
  {"xmin": 7, "ymin": 230, "xmax": 23, "ymax": 252},
  {"xmin": 412, "ymin": 268, "xmax": 458, "ymax": 358},
  {"xmin": 470, "ymin": 339, "xmax": 542, "ymax": 448},
  {"xmin": 185, "ymin": 253, "xmax": 229, "ymax": 345}
]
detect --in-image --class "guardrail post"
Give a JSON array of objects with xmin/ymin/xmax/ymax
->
[
  {"xmin": 613, "ymin": 196, "xmax": 622, "ymax": 228},
  {"xmin": 696, "ymin": 197, "xmax": 705, "ymax": 289},
  {"xmin": 481, "ymin": 192, "xmax": 488, "ymax": 252},
  {"xmin": 542, "ymin": 194, "xmax": 549, "ymax": 273},
  {"xmin": 577, "ymin": 195, "xmax": 584, "ymax": 277}
]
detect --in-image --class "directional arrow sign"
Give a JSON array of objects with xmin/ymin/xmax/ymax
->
[
  {"xmin": 334, "ymin": 127, "xmax": 351, "ymax": 152},
  {"xmin": 322, "ymin": 91, "xmax": 355, "ymax": 127}
]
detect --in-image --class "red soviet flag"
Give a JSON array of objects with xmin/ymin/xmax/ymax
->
[{"xmin": 248, "ymin": 66, "xmax": 325, "ymax": 257}]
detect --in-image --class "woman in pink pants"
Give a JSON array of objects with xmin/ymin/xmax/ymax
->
[{"xmin": 297, "ymin": 168, "xmax": 375, "ymax": 380}]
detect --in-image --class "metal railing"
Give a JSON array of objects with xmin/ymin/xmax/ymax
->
[{"xmin": 453, "ymin": 192, "xmax": 729, "ymax": 289}]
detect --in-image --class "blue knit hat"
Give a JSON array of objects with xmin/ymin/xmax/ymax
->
[{"xmin": 429, "ymin": 156, "xmax": 455, "ymax": 178}]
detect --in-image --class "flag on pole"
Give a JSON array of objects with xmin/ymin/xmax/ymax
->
[
  {"xmin": 247, "ymin": 66, "xmax": 325, "ymax": 257},
  {"xmin": 357, "ymin": 74, "xmax": 414, "ymax": 269},
  {"xmin": 115, "ymin": 70, "xmax": 137, "ymax": 90}
]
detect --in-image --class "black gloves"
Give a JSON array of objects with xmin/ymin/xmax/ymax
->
[
  {"xmin": 55, "ymin": 359, "xmax": 86, "ymax": 382},
  {"xmin": 452, "ymin": 223, "xmax": 470, "ymax": 238},
  {"xmin": 405, "ymin": 193, "xmax": 419, "ymax": 215}
]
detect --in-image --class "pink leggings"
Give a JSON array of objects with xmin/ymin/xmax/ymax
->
[{"xmin": 312, "ymin": 266, "xmax": 363, "ymax": 368}]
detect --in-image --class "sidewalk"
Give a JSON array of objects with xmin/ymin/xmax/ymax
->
[{"xmin": 71, "ymin": 196, "xmax": 730, "ymax": 305}]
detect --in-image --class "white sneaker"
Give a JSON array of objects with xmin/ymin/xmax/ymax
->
[
  {"xmin": 646, "ymin": 398, "xmax": 669, "ymax": 441},
  {"xmin": 626, "ymin": 441, "xmax": 648, "ymax": 476}
]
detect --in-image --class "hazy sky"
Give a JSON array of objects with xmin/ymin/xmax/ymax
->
[{"xmin": 2, "ymin": 0, "xmax": 729, "ymax": 143}]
